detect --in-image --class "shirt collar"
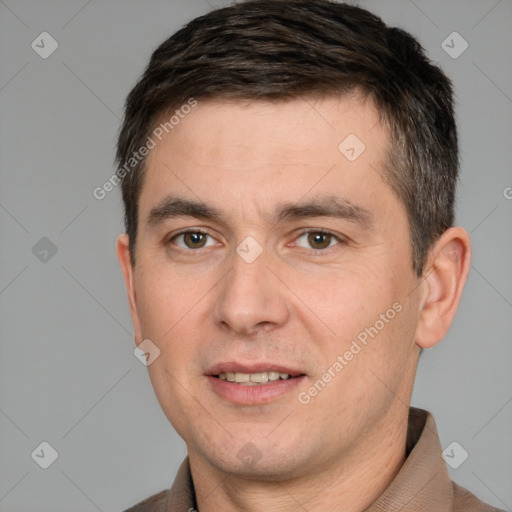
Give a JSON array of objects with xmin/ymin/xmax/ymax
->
[
  {"xmin": 165, "ymin": 407, "xmax": 453, "ymax": 511},
  {"xmin": 365, "ymin": 407, "xmax": 453, "ymax": 511}
]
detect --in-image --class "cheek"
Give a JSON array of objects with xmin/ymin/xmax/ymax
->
[
  {"xmin": 135, "ymin": 263, "xmax": 196, "ymax": 337},
  {"xmin": 296, "ymin": 259, "xmax": 397, "ymax": 335},
  {"xmin": 134, "ymin": 265, "xmax": 209, "ymax": 383},
  {"xmin": 145, "ymin": 359, "xmax": 194, "ymax": 442},
  {"xmin": 136, "ymin": 269, "xmax": 203, "ymax": 429}
]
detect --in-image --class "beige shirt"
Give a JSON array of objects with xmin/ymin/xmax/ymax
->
[{"xmin": 124, "ymin": 407, "xmax": 504, "ymax": 512}]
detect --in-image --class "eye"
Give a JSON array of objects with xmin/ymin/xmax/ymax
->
[
  {"xmin": 169, "ymin": 230, "xmax": 218, "ymax": 250},
  {"xmin": 293, "ymin": 229, "xmax": 344, "ymax": 252}
]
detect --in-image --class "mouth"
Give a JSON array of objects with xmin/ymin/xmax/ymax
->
[
  {"xmin": 206, "ymin": 362, "xmax": 306, "ymax": 404},
  {"xmin": 207, "ymin": 362, "xmax": 305, "ymax": 382},
  {"xmin": 214, "ymin": 371, "xmax": 303, "ymax": 386}
]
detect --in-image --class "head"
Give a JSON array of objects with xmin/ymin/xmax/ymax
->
[{"xmin": 116, "ymin": 0, "xmax": 470, "ymax": 482}]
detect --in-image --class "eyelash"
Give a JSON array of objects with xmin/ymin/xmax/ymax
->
[
  {"xmin": 291, "ymin": 228, "xmax": 345, "ymax": 255},
  {"xmin": 166, "ymin": 228, "xmax": 346, "ymax": 256}
]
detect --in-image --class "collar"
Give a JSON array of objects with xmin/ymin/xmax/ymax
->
[
  {"xmin": 364, "ymin": 407, "xmax": 453, "ymax": 511},
  {"xmin": 165, "ymin": 407, "xmax": 454, "ymax": 511}
]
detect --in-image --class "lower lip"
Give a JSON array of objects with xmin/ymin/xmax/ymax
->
[{"xmin": 206, "ymin": 375, "xmax": 306, "ymax": 405}]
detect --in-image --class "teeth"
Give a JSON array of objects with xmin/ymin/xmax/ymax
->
[
  {"xmin": 249, "ymin": 372, "xmax": 268, "ymax": 383},
  {"xmin": 234, "ymin": 372, "xmax": 250, "ymax": 383},
  {"xmin": 217, "ymin": 371, "xmax": 294, "ymax": 384}
]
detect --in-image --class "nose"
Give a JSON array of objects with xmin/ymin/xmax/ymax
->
[{"xmin": 213, "ymin": 245, "xmax": 290, "ymax": 336}]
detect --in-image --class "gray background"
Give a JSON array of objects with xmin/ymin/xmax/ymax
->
[{"xmin": 0, "ymin": 0, "xmax": 511, "ymax": 510}]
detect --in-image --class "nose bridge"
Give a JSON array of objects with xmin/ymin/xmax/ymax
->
[
  {"xmin": 231, "ymin": 251, "xmax": 266, "ymax": 291},
  {"xmin": 213, "ymin": 241, "xmax": 288, "ymax": 334}
]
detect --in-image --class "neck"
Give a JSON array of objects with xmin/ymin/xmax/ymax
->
[{"xmin": 188, "ymin": 407, "xmax": 409, "ymax": 512}]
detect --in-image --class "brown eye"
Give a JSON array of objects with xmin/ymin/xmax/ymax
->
[
  {"xmin": 183, "ymin": 232, "xmax": 207, "ymax": 248},
  {"xmin": 294, "ymin": 230, "xmax": 344, "ymax": 252},
  {"xmin": 307, "ymin": 232, "xmax": 332, "ymax": 249},
  {"xmin": 170, "ymin": 231, "xmax": 216, "ymax": 250}
]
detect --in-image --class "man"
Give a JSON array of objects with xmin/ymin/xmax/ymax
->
[{"xmin": 115, "ymin": 1, "xmax": 503, "ymax": 510}]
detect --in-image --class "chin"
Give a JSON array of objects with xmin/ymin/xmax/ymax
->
[
  {"xmin": 199, "ymin": 435, "xmax": 317, "ymax": 481},
  {"xmin": 214, "ymin": 456, "xmax": 306, "ymax": 481}
]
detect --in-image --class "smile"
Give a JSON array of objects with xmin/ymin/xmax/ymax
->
[{"xmin": 216, "ymin": 371, "xmax": 295, "ymax": 385}]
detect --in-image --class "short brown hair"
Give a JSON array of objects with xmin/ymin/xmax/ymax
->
[{"xmin": 116, "ymin": 0, "xmax": 458, "ymax": 277}]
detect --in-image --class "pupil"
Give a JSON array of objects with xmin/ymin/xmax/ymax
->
[
  {"xmin": 185, "ymin": 233, "xmax": 206, "ymax": 248},
  {"xmin": 308, "ymin": 232, "xmax": 330, "ymax": 249}
]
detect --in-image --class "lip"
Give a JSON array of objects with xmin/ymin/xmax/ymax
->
[
  {"xmin": 206, "ymin": 375, "xmax": 306, "ymax": 405},
  {"xmin": 206, "ymin": 361, "xmax": 304, "ymax": 377},
  {"xmin": 205, "ymin": 361, "xmax": 306, "ymax": 405}
]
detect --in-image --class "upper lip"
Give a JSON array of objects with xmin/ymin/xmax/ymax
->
[{"xmin": 207, "ymin": 361, "xmax": 305, "ymax": 377}]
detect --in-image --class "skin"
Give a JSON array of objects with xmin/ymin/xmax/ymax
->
[{"xmin": 117, "ymin": 94, "xmax": 471, "ymax": 512}]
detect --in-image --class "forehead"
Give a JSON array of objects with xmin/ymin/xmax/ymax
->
[
  {"xmin": 150, "ymin": 94, "xmax": 386, "ymax": 162},
  {"xmin": 139, "ymin": 95, "xmax": 393, "ymax": 223}
]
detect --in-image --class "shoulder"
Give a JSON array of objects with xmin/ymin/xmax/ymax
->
[
  {"xmin": 122, "ymin": 489, "xmax": 169, "ymax": 512},
  {"xmin": 453, "ymin": 482, "xmax": 506, "ymax": 512}
]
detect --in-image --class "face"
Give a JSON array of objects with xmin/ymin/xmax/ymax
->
[{"xmin": 118, "ymin": 95, "xmax": 425, "ymax": 480}]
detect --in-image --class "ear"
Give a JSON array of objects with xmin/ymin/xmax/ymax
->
[
  {"xmin": 415, "ymin": 226, "xmax": 471, "ymax": 349},
  {"xmin": 116, "ymin": 233, "xmax": 143, "ymax": 345}
]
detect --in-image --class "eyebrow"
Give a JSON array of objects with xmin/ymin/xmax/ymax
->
[{"xmin": 146, "ymin": 195, "xmax": 374, "ymax": 230}]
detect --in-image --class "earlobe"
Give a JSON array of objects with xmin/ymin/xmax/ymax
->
[
  {"xmin": 116, "ymin": 234, "xmax": 143, "ymax": 344},
  {"xmin": 415, "ymin": 227, "xmax": 471, "ymax": 349}
]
